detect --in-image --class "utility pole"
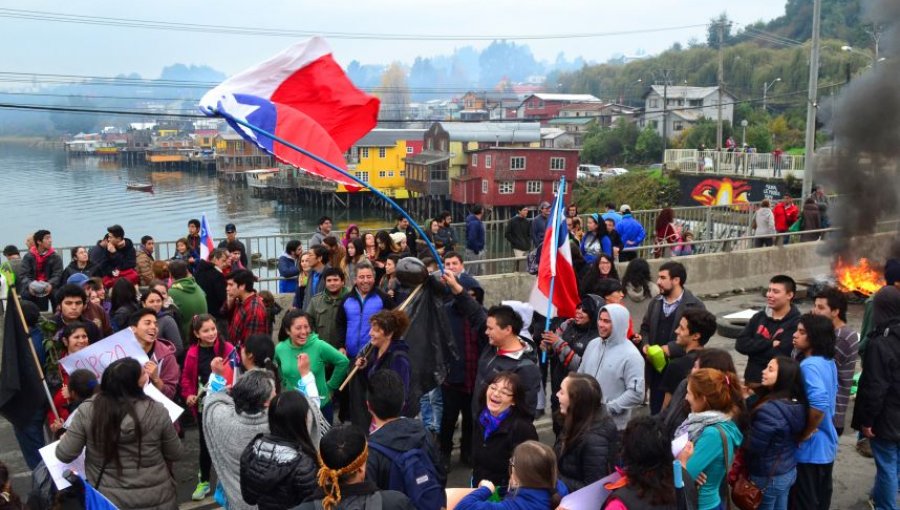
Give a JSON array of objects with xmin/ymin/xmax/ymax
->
[
  {"xmin": 661, "ymin": 69, "xmax": 672, "ymax": 155},
  {"xmin": 802, "ymin": 0, "xmax": 822, "ymax": 198},
  {"xmin": 716, "ymin": 21, "xmax": 725, "ymax": 151}
]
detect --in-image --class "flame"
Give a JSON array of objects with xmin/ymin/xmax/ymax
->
[{"xmin": 834, "ymin": 258, "xmax": 885, "ymax": 296}]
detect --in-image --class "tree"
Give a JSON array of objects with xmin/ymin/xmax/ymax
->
[
  {"xmin": 635, "ymin": 127, "xmax": 664, "ymax": 163},
  {"xmin": 378, "ymin": 63, "xmax": 410, "ymax": 122},
  {"xmin": 747, "ymin": 124, "xmax": 773, "ymax": 153},
  {"xmin": 707, "ymin": 13, "xmax": 735, "ymax": 47}
]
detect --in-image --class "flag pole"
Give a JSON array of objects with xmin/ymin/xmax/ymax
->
[
  {"xmin": 541, "ymin": 176, "xmax": 566, "ymax": 365},
  {"xmin": 206, "ymin": 107, "xmax": 444, "ymax": 273},
  {"xmin": 9, "ymin": 289, "xmax": 61, "ymax": 422}
]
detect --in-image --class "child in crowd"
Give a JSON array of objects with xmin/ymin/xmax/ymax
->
[{"xmin": 259, "ymin": 290, "xmax": 282, "ymax": 334}]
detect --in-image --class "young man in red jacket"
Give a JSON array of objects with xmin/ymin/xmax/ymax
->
[{"xmin": 772, "ymin": 195, "xmax": 799, "ymax": 245}]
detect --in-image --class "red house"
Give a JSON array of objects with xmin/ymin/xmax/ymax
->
[
  {"xmin": 519, "ymin": 93, "xmax": 602, "ymax": 124},
  {"xmin": 451, "ymin": 147, "xmax": 579, "ymax": 209}
]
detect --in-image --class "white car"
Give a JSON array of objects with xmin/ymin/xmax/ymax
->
[
  {"xmin": 604, "ymin": 167, "xmax": 630, "ymax": 176},
  {"xmin": 577, "ymin": 164, "xmax": 603, "ymax": 179}
]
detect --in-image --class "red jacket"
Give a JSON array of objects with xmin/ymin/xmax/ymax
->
[
  {"xmin": 773, "ymin": 202, "xmax": 799, "ymax": 232},
  {"xmin": 180, "ymin": 338, "xmax": 235, "ymax": 415}
]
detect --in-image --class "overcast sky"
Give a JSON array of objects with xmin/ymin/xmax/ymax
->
[{"xmin": 1, "ymin": 0, "xmax": 789, "ymax": 79}]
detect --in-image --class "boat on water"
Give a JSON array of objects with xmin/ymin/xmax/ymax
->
[{"xmin": 126, "ymin": 182, "xmax": 154, "ymax": 193}]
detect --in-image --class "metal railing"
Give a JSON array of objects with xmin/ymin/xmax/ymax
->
[
  {"xmin": 664, "ymin": 149, "xmax": 805, "ymax": 178},
  {"xmin": 49, "ymin": 199, "xmax": 826, "ymax": 293}
]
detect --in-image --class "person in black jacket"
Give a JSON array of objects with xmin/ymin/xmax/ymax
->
[
  {"xmin": 736, "ymin": 275, "xmax": 801, "ymax": 383},
  {"xmin": 504, "ymin": 206, "xmax": 532, "ymax": 271},
  {"xmin": 852, "ymin": 285, "xmax": 900, "ymax": 510},
  {"xmin": 195, "ymin": 249, "xmax": 229, "ymax": 325},
  {"xmin": 470, "ymin": 371, "xmax": 539, "ymax": 489},
  {"xmin": 94, "ymin": 224, "xmax": 138, "ymax": 287},
  {"xmin": 366, "ymin": 371, "xmax": 446, "ymax": 493},
  {"xmin": 292, "ymin": 424, "xmax": 413, "ymax": 510},
  {"xmin": 640, "ymin": 261, "xmax": 706, "ymax": 414},
  {"xmin": 241, "ymin": 390, "xmax": 319, "ymax": 510},
  {"xmin": 554, "ymin": 373, "xmax": 618, "ymax": 492}
]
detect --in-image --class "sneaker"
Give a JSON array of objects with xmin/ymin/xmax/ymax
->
[
  {"xmin": 192, "ymin": 481, "xmax": 210, "ymax": 501},
  {"xmin": 856, "ymin": 438, "xmax": 874, "ymax": 458}
]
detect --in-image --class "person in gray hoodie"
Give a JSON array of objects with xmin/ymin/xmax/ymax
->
[
  {"xmin": 578, "ymin": 303, "xmax": 645, "ymax": 430},
  {"xmin": 753, "ymin": 199, "xmax": 777, "ymax": 247}
]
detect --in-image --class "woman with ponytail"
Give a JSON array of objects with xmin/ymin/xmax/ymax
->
[
  {"xmin": 675, "ymin": 368, "xmax": 744, "ymax": 510},
  {"xmin": 457, "ymin": 440, "xmax": 562, "ymax": 510},
  {"xmin": 181, "ymin": 314, "xmax": 235, "ymax": 501},
  {"xmin": 295, "ymin": 424, "xmax": 413, "ymax": 510}
]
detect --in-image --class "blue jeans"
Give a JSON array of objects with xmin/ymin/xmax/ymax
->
[
  {"xmin": 752, "ymin": 469, "xmax": 796, "ymax": 510},
  {"xmin": 871, "ymin": 438, "xmax": 900, "ymax": 510},
  {"xmin": 13, "ymin": 409, "xmax": 47, "ymax": 470},
  {"xmin": 419, "ymin": 387, "xmax": 443, "ymax": 434}
]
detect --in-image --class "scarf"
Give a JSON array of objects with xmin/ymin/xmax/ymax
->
[
  {"xmin": 479, "ymin": 407, "xmax": 511, "ymax": 441},
  {"xmin": 30, "ymin": 246, "xmax": 55, "ymax": 281},
  {"xmin": 674, "ymin": 410, "xmax": 730, "ymax": 442}
]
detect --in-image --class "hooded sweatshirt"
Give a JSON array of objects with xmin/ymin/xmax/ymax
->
[
  {"xmin": 578, "ymin": 304, "xmax": 645, "ymax": 430},
  {"xmin": 168, "ymin": 276, "xmax": 208, "ymax": 342},
  {"xmin": 735, "ymin": 305, "xmax": 801, "ymax": 383}
]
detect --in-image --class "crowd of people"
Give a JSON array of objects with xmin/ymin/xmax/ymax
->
[{"xmin": 0, "ymin": 196, "xmax": 891, "ymax": 510}]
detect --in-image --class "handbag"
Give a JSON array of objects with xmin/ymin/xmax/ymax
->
[{"xmin": 714, "ymin": 425, "xmax": 733, "ymax": 510}]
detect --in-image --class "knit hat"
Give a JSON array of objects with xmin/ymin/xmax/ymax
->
[
  {"xmin": 389, "ymin": 232, "xmax": 406, "ymax": 246},
  {"xmin": 885, "ymin": 258, "xmax": 900, "ymax": 286}
]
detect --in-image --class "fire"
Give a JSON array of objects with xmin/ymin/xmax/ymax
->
[{"xmin": 834, "ymin": 258, "xmax": 885, "ymax": 296}]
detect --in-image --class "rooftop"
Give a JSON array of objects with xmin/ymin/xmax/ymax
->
[
  {"xmin": 527, "ymin": 93, "xmax": 602, "ymax": 102},
  {"xmin": 355, "ymin": 129, "xmax": 426, "ymax": 147},
  {"xmin": 437, "ymin": 122, "xmax": 541, "ymax": 143},
  {"xmin": 547, "ymin": 117, "xmax": 596, "ymax": 126},
  {"xmin": 647, "ymin": 85, "xmax": 734, "ymax": 100}
]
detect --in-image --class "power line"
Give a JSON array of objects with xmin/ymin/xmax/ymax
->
[{"xmin": 0, "ymin": 8, "xmax": 707, "ymax": 41}]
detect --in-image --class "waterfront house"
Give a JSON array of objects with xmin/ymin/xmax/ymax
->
[
  {"xmin": 519, "ymin": 93, "xmax": 602, "ymax": 123},
  {"xmin": 339, "ymin": 128, "xmax": 426, "ymax": 199},
  {"xmin": 214, "ymin": 133, "xmax": 274, "ymax": 174},
  {"xmin": 450, "ymin": 147, "xmax": 578, "ymax": 212},
  {"xmin": 641, "ymin": 85, "xmax": 735, "ymax": 140}
]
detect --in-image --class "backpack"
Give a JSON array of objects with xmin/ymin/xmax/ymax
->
[{"xmin": 368, "ymin": 442, "xmax": 445, "ymax": 510}]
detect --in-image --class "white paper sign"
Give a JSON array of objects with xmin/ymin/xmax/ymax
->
[
  {"xmin": 143, "ymin": 383, "xmax": 184, "ymax": 422},
  {"xmin": 724, "ymin": 309, "xmax": 759, "ymax": 321},
  {"xmin": 58, "ymin": 329, "xmax": 149, "ymax": 379},
  {"xmin": 39, "ymin": 441, "xmax": 85, "ymax": 490}
]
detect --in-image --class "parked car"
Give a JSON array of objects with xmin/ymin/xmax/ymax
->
[{"xmin": 577, "ymin": 164, "xmax": 603, "ymax": 179}]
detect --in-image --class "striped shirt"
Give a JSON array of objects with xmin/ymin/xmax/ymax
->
[{"xmin": 833, "ymin": 325, "xmax": 860, "ymax": 431}]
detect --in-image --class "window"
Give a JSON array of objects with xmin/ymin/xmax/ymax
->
[
  {"xmin": 649, "ymin": 99, "xmax": 659, "ymax": 108},
  {"xmin": 471, "ymin": 153, "xmax": 478, "ymax": 167},
  {"xmin": 550, "ymin": 157, "xmax": 566, "ymax": 171},
  {"xmin": 510, "ymin": 157, "xmax": 526, "ymax": 170},
  {"xmin": 427, "ymin": 139, "xmax": 433, "ymax": 150},
  {"xmin": 378, "ymin": 170, "xmax": 387, "ymax": 178},
  {"xmin": 526, "ymin": 181, "xmax": 542, "ymax": 194},
  {"xmin": 482, "ymin": 179, "xmax": 488, "ymax": 194},
  {"xmin": 440, "ymin": 140, "xmax": 447, "ymax": 151},
  {"xmin": 649, "ymin": 120, "xmax": 659, "ymax": 129},
  {"xmin": 234, "ymin": 141, "xmax": 244, "ymax": 152},
  {"xmin": 354, "ymin": 171, "xmax": 369, "ymax": 182},
  {"xmin": 400, "ymin": 170, "xmax": 406, "ymax": 177},
  {"xmin": 498, "ymin": 181, "xmax": 514, "ymax": 194},
  {"xmin": 378, "ymin": 147, "xmax": 386, "ymax": 158},
  {"xmin": 485, "ymin": 155, "xmax": 492, "ymax": 168},
  {"xmin": 388, "ymin": 171, "xmax": 394, "ymax": 177},
  {"xmin": 673, "ymin": 121, "xmax": 685, "ymax": 132},
  {"xmin": 553, "ymin": 180, "xmax": 561, "ymax": 194},
  {"xmin": 361, "ymin": 147, "xmax": 369, "ymax": 158},
  {"xmin": 406, "ymin": 146, "xmax": 414, "ymax": 154},
  {"xmin": 689, "ymin": 99, "xmax": 703, "ymax": 107}
]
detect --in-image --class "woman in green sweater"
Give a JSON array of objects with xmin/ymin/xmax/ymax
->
[{"xmin": 275, "ymin": 309, "xmax": 349, "ymax": 423}]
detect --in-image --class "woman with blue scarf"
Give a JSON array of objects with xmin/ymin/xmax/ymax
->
[{"xmin": 471, "ymin": 372, "xmax": 538, "ymax": 490}]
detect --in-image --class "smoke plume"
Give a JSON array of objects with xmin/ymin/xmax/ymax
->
[{"xmin": 822, "ymin": 0, "xmax": 900, "ymax": 258}]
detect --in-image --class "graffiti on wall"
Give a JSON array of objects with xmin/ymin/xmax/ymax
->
[{"xmin": 677, "ymin": 175, "xmax": 789, "ymax": 206}]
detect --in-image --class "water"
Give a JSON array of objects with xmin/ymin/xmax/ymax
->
[{"xmin": 0, "ymin": 143, "xmax": 388, "ymax": 249}]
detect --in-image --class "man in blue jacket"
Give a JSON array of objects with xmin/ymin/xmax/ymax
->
[
  {"xmin": 615, "ymin": 205, "xmax": 646, "ymax": 262},
  {"xmin": 465, "ymin": 205, "xmax": 486, "ymax": 277}
]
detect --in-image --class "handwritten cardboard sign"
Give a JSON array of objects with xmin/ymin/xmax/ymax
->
[{"xmin": 58, "ymin": 329, "xmax": 149, "ymax": 379}]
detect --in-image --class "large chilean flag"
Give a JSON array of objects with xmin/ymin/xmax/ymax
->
[
  {"xmin": 528, "ymin": 183, "xmax": 579, "ymax": 319},
  {"xmin": 200, "ymin": 37, "xmax": 380, "ymax": 187}
]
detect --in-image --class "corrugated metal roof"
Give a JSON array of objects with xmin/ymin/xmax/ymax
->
[
  {"xmin": 405, "ymin": 151, "xmax": 451, "ymax": 165},
  {"xmin": 438, "ymin": 122, "xmax": 541, "ymax": 143},
  {"xmin": 547, "ymin": 117, "xmax": 595, "ymax": 125},
  {"xmin": 355, "ymin": 128, "xmax": 426, "ymax": 147},
  {"xmin": 529, "ymin": 93, "xmax": 601, "ymax": 102},
  {"xmin": 648, "ymin": 85, "xmax": 733, "ymax": 100}
]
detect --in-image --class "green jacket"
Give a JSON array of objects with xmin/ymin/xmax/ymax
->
[
  {"xmin": 307, "ymin": 287, "xmax": 348, "ymax": 349},
  {"xmin": 275, "ymin": 333, "xmax": 349, "ymax": 407},
  {"xmin": 168, "ymin": 277, "xmax": 208, "ymax": 342}
]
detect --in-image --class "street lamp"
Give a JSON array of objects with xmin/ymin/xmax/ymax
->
[
  {"xmin": 741, "ymin": 119, "xmax": 748, "ymax": 146},
  {"xmin": 762, "ymin": 78, "xmax": 781, "ymax": 111}
]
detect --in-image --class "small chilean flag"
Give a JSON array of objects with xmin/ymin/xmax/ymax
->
[
  {"xmin": 199, "ymin": 37, "xmax": 379, "ymax": 187},
  {"xmin": 528, "ymin": 180, "xmax": 579, "ymax": 319},
  {"xmin": 199, "ymin": 214, "xmax": 216, "ymax": 262}
]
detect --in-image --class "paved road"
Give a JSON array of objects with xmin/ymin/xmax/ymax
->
[{"xmin": 0, "ymin": 291, "xmax": 879, "ymax": 509}]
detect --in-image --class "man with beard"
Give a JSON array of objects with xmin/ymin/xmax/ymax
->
[
  {"xmin": 639, "ymin": 261, "xmax": 706, "ymax": 414},
  {"xmin": 540, "ymin": 297, "xmax": 602, "ymax": 433},
  {"xmin": 736, "ymin": 274, "xmax": 801, "ymax": 384},
  {"xmin": 434, "ymin": 211, "xmax": 458, "ymax": 253}
]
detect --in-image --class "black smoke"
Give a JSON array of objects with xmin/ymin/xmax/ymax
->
[{"xmin": 821, "ymin": 0, "xmax": 900, "ymax": 258}]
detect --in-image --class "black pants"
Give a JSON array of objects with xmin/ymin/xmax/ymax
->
[
  {"xmin": 619, "ymin": 251, "xmax": 637, "ymax": 263},
  {"xmin": 439, "ymin": 386, "xmax": 473, "ymax": 460},
  {"xmin": 792, "ymin": 462, "xmax": 833, "ymax": 510},
  {"xmin": 198, "ymin": 411, "xmax": 212, "ymax": 483}
]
